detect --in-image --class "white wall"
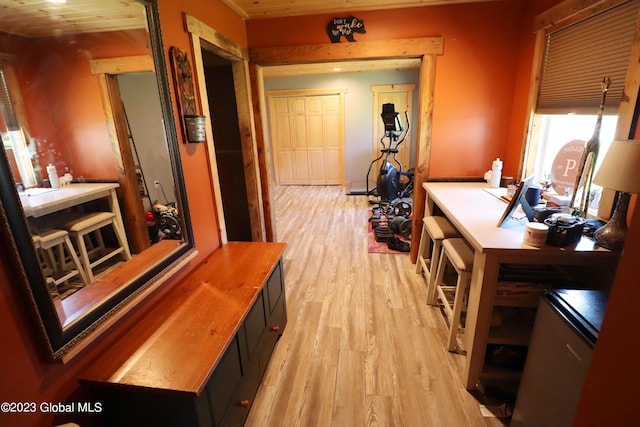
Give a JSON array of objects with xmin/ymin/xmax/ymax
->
[
  {"xmin": 264, "ymin": 69, "xmax": 420, "ymax": 193},
  {"xmin": 117, "ymin": 73, "xmax": 176, "ymax": 210}
]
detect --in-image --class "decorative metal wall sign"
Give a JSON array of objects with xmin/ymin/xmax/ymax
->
[
  {"xmin": 326, "ymin": 16, "xmax": 366, "ymax": 43},
  {"xmin": 169, "ymin": 46, "xmax": 206, "ymax": 143}
]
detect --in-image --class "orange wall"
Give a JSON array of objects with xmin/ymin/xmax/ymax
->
[
  {"xmin": 0, "ymin": 0, "xmax": 238, "ymax": 425},
  {"xmin": 504, "ymin": 0, "xmax": 564, "ymax": 178},
  {"xmin": 16, "ymin": 30, "xmax": 151, "ymax": 181},
  {"xmin": 1, "ymin": 0, "xmax": 639, "ymax": 426},
  {"xmin": 155, "ymin": 0, "xmax": 245, "ymax": 258},
  {"xmin": 247, "ymin": 1, "xmax": 526, "ymax": 177}
]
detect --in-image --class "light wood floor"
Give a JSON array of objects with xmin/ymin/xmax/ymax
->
[{"xmin": 245, "ymin": 186, "xmax": 507, "ymax": 427}]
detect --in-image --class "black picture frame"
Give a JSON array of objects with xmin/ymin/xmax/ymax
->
[
  {"xmin": 497, "ymin": 176, "xmax": 535, "ymax": 227},
  {"xmin": 0, "ymin": 0, "xmax": 194, "ymax": 359}
]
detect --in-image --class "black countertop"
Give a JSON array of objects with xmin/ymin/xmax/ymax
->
[{"xmin": 545, "ymin": 288, "xmax": 609, "ymax": 348}]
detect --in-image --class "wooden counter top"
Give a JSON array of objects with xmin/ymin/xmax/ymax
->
[
  {"xmin": 423, "ymin": 182, "xmax": 617, "ymax": 260},
  {"xmin": 80, "ymin": 242, "xmax": 286, "ymax": 397}
]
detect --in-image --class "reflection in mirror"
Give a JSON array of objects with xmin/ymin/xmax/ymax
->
[{"xmin": 0, "ymin": 0, "xmax": 193, "ymax": 358}]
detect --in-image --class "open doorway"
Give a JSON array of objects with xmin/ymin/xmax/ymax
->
[
  {"xmin": 186, "ymin": 14, "xmax": 268, "ymax": 243},
  {"xmin": 117, "ymin": 73, "xmax": 177, "ymax": 213},
  {"xmin": 249, "ymin": 38, "xmax": 443, "ymax": 258},
  {"xmin": 201, "ymin": 49, "xmax": 252, "ymax": 241},
  {"xmin": 263, "ymin": 68, "xmax": 420, "ymax": 195}
]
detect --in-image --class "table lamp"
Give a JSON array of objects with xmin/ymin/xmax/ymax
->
[{"xmin": 592, "ymin": 139, "xmax": 640, "ymax": 250}]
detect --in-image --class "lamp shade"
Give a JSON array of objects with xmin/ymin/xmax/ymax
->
[{"xmin": 593, "ymin": 139, "xmax": 640, "ymax": 193}]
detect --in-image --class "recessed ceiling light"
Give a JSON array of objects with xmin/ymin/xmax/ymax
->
[{"xmin": 333, "ymin": 67, "xmax": 342, "ymax": 72}]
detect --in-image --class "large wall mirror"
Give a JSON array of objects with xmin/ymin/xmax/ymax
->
[{"xmin": 0, "ymin": 0, "xmax": 193, "ymax": 359}]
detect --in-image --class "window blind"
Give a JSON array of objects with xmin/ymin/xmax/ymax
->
[
  {"xmin": 0, "ymin": 67, "xmax": 20, "ymax": 131},
  {"xmin": 537, "ymin": 0, "xmax": 639, "ymax": 114}
]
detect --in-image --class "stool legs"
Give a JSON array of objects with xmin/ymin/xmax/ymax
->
[
  {"xmin": 75, "ymin": 232, "xmax": 94, "ymax": 282},
  {"xmin": 447, "ymin": 270, "xmax": 470, "ymax": 351},
  {"xmin": 426, "ymin": 240, "xmax": 444, "ymax": 305},
  {"xmin": 416, "ymin": 223, "xmax": 431, "ymax": 274},
  {"xmin": 417, "ymin": 222, "xmax": 447, "ymax": 305},
  {"xmin": 62, "ymin": 237, "xmax": 90, "ymax": 286},
  {"xmin": 66, "ymin": 212, "xmax": 132, "ymax": 283},
  {"xmin": 33, "ymin": 230, "xmax": 89, "ymax": 295},
  {"xmin": 72, "ymin": 228, "xmax": 125, "ymax": 283},
  {"xmin": 416, "ymin": 216, "xmax": 459, "ymax": 306},
  {"xmin": 433, "ymin": 238, "xmax": 474, "ymax": 352}
]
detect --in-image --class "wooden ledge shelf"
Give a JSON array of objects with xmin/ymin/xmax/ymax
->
[{"xmin": 80, "ymin": 242, "xmax": 287, "ymax": 426}]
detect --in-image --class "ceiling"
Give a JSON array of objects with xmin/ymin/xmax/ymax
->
[
  {"xmin": 0, "ymin": 0, "xmax": 494, "ymax": 38},
  {"xmin": 0, "ymin": 0, "xmax": 462, "ymax": 75},
  {"xmin": 221, "ymin": 0, "xmax": 491, "ymax": 19},
  {"xmin": 0, "ymin": 0, "xmax": 145, "ymax": 38}
]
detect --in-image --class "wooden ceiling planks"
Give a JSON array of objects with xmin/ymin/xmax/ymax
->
[
  {"xmin": 222, "ymin": 0, "xmax": 497, "ymax": 19},
  {"xmin": 0, "ymin": 0, "xmax": 500, "ymax": 38},
  {"xmin": 0, "ymin": 0, "xmax": 146, "ymax": 38}
]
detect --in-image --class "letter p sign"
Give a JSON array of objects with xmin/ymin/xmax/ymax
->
[{"xmin": 563, "ymin": 159, "xmax": 576, "ymax": 177}]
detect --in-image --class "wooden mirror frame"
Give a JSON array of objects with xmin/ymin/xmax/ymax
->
[{"xmin": 0, "ymin": 0, "xmax": 194, "ymax": 360}]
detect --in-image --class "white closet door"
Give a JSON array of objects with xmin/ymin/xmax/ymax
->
[{"xmin": 268, "ymin": 91, "xmax": 345, "ymax": 185}]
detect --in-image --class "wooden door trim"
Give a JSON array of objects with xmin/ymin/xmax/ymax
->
[
  {"xmin": 249, "ymin": 37, "xmax": 443, "ymax": 65},
  {"xmin": 186, "ymin": 13, "xmax": 266, "ymax": 242},
  {"xmin": 91, "ymin": 57, "xmax": 154, "ymax": 254},
  {"xmin": 185, "ymin": 14, "xmax": 249, "ymax": 62},
  {"xmin": 89, "ymin": 56, "xmax": 154, "ymax": 74},
  {"xmin": 267, "ymin": 88, "xmax": 348, "ymax": 97},
  {"xmin": 371, "ymin": 84, "xmax": 416, "ymax": 182},
  {"xmin": 250, "ymin": 37, "xmax": 444, "ymax": 261},
  {"xmin": 371, "ymin": 83, "xmax": 416, "ymax": 93}
]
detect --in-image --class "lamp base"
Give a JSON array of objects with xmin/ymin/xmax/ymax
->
[{"xmin": 594, "ymin": 192, "xmax": 629, "ymax": 251}]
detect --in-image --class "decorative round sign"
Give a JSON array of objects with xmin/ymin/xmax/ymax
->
[{"xmin": 550, "ymin": 139, "xmax": 585, "ymax": 195}]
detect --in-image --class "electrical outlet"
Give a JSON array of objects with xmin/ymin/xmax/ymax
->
[{"xmin": 154, "ymin": 180, "xmax": 159, "ymax": 188}]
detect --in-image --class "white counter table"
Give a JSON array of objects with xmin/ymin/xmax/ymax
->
[
  {"xmin": 20, "ymin": 182, "xmax": 130, "ymax": 256},
  {"xmin": 422, "ymin": 182, "xmax": 618, "ymax": 389},
  {"xmin": 20, "ymin": 183, "xmax": 120, "ymax": 218}
]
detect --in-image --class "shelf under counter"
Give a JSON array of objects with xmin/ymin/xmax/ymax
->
[
  {"xmin": 480, "ymin": 363, "xmax": 524, "ymax": 383},
  {"xmin": 422, "ymin": 182, "xmax": 619, "ymax": 390}
]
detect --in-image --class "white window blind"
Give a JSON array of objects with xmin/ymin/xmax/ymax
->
[
  {"xmin": 0, "ymin": 67, "xmax": 20, "ymax": 131},
  {"xmin": 537, "ymin": 0, "xmax": 639, "ymax": 114}
]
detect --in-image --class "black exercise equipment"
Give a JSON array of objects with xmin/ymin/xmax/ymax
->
[{"xmin": 366, "ymin": 103, "xmax": 412, "ymax": 203}]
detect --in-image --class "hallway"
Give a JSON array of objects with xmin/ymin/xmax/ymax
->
[{"xmin": 245, "ymin": 186, "xmax": 507, "ymax": 426}]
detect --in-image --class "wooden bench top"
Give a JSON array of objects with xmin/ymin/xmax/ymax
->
[{"xmin": 80, "ymin": 242, "xmax": 286, "ymax": 397}]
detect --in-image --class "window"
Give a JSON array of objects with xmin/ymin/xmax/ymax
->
[
  {"xmin": 0, "ymin": 64, "xmax": 38, "ymax": 187},
  {"xmin": 527, "ymin": 113, "xmax": 617, "ymax": 210},
  {"xmin": 524, "ymin": 0, "xmax": 640, "ymax": 214}
]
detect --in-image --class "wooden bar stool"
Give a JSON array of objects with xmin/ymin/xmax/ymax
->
[
  {"xmin": 32, "ymin": 235, "xmax": 59, "ymax": 299},
  {"xmin": 65, "ymin": 212, "xmax": 132, "ymax": 282},
  {"xmin": 416, "ymin": 216, "xmax": 459, "ymax": 304},
  {"xmin": 433, "ymin": 237, "xmax": 474, "ymax": 352},
  {"xmin": 32, "ymin": 229, "xmax": 90, "ymax": 293}
]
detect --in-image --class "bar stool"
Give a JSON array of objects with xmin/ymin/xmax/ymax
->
[
  {"xmin": 32, "ymin": 235, "xmax": 58, "ymax": 299},
  {"xmin": 433, "ymin": 237, "xmax": 474, "ymax": 352},
  {"xmin": 65, "ymin": 212, "xmax": 131, "ymax": 282},
  {"xmin": 32, "ymin": 229, "xmax": 89, "ymax": 293},
  {"xmin": 416, "ymin": 216, "xmax": 459, "ymax": 304}
]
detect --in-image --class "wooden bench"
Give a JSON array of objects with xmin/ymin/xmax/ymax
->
[{"xmin": 80, "ymin": 242, "xmax": 287, "ymax": 427}]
